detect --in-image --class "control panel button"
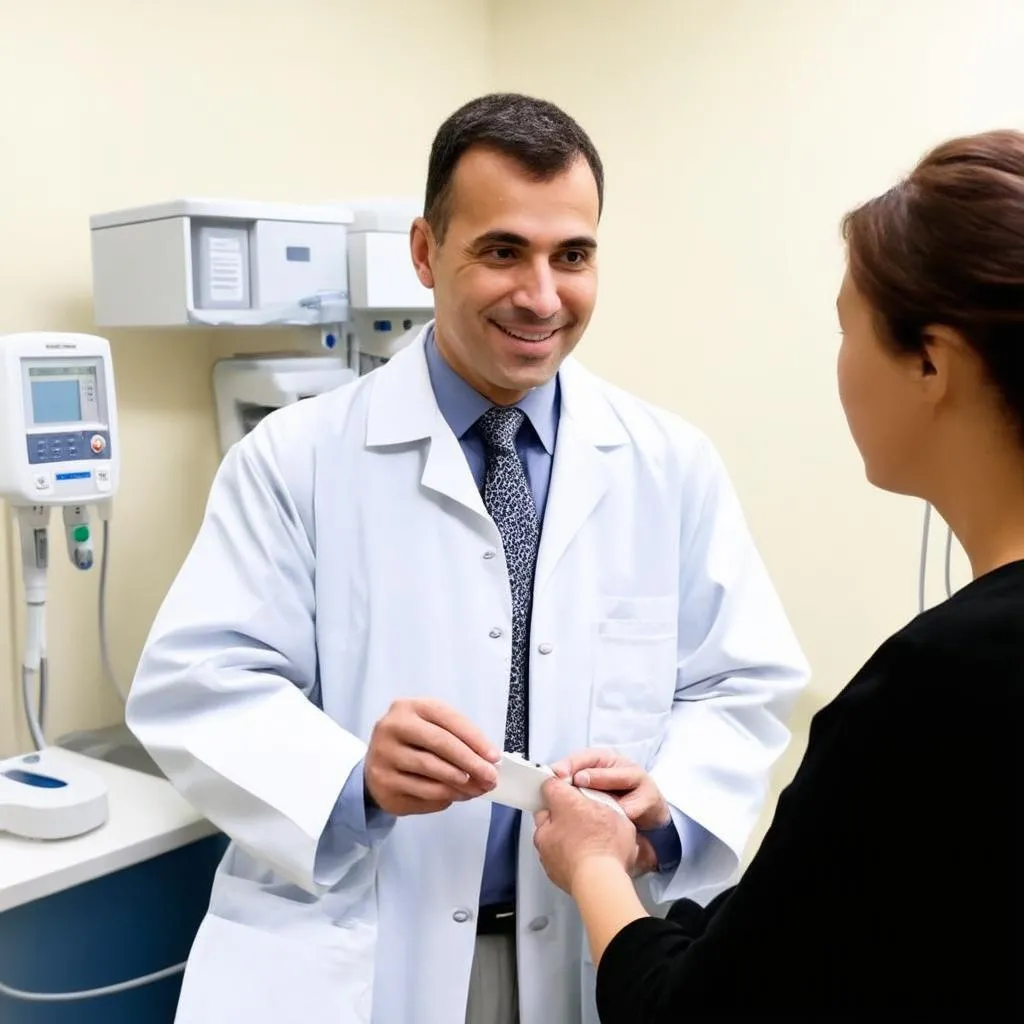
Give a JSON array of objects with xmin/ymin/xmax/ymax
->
[{"xmin": 90, "ymin": 434, "xmax": 106, "ymax": 454}]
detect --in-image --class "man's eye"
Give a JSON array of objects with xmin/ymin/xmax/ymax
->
[{"xmin": 561, "ymin": 250, "xmax": 588, "ymax": 265}]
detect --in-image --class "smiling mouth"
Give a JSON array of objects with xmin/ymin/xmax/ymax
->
[{"xmin": 491, "ymin": 321, "xmax": 560, "ymax": 343}]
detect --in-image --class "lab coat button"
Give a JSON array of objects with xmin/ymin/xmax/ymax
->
[
  {"xmin": 483, "ymin": 549, "xmax": 496, "ymax": 560},
  {"xmin": 528, "ymin": 916, "xmax": 549, "ymax": 931},
  {"xmin": 452, "ymin": 909, "xmax": 473, "ymax": 924},
  {"xmin": 537, "ymin": 643, "xmax": 553, "ymax": 655},
  {"xmin": 489, "ymin": 627, "xmax": 503, "ymax": 638}
]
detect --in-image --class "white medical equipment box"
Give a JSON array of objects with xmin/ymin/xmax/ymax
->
[
  {"xmin": 346, "ymin": 203, "xmax": 434, "ymax": 311},
  {"xmin": 89, "ymin": 199, "xmax": 354, "ymax": 327}
]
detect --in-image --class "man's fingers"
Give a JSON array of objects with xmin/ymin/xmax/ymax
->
[
  {"xmin": 397, "ymin": 714, "xmax": 499, "ymax": 786},
  {"xmin": 391, "ymin": 747, "xmax": 489, "ymax": 793},
  {"xmin": 393, "ymin": 771, "xmax": 463, "ymax": 807},
  {"xmin": 633, "ymin": 836, "xmax": 658, "ymax": 876},
  {"xmin": 415, "ymin": 700, "xmax": 502, "ymax": 764},
  {"xmin": 620, "ymin": 791, "xmax": 656, "ymax": 821},
  {"xmin": 573, "ymin": 765, "xmax": 644, "ymax": 792},
  {"xmin": 550, "ymin": 747, "xmax": 622, "ymax": 779}
]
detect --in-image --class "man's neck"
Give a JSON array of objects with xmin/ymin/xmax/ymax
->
[{"xmin": 432, "ymin": 326, "xmax": 529, "ymax": 406}]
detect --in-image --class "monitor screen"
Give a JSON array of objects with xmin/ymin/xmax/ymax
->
[{"xmin": 27, "ymin": 364, "xmax": 100, "ymax": 425}]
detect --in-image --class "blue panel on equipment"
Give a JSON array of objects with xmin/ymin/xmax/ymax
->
[{"xmin": 0, "ymin": 832, "xmax": 228, "ymax": 1024}]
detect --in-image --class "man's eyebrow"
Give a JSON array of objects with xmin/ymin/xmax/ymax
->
[
  {"xmin": 469, "ymin": 230, "xmax": 597, "ymax": 249},
  {"xmin": 471, "ymin": 230, "xmax": 530, "ymax": 248},
  {"xmin": 559, "ymin": 235, "xmax": 597, "ymax": 250}
]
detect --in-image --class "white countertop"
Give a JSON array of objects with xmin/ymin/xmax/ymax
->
[{"xmin": 0, "ymin": 748, "xmax": 220, "ymax": 912}]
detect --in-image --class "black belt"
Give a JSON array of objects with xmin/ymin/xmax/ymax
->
[{"xmin": 477, "ymin": 900, "xmax": 516, "ymax": 935}]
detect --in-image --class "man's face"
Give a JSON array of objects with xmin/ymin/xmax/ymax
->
[{"xmin": 410, "ymin": 146, "xmax": 600, "ymax": 405}]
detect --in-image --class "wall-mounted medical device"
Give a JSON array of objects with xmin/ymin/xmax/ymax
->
[
  {"xmin": 212, "ymin": 353, "xmax": 355, "ymax": 455},
  {"xmin": 88, "ymin": 197, "xmax": 434, "ymax": 358},
  {"xmin": 344, "ymin": 200, "xmax": 434, "ymax": 360},
  {"xmin": 89, "ymin": 199, "xmax": 355, "ymax": 330},
  {"xmin": 0, "ymin": 331, "xmax": 120, "ymax": 839}
]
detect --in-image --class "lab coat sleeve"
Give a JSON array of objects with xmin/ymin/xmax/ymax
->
[
  {"xmin": 647, "ymin": 432, "xmax": 810, "ymax": 905},
  {"xmin": 126, "ymin": 428, "xmax": 387, "ymax": 895}
]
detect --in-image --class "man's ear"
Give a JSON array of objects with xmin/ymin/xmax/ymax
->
[{"xmin": 409, "ymin": 217, "xmax": 437, "ymax": 290}]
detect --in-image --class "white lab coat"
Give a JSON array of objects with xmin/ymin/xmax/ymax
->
[{"xmin": 126, "ymin": 326, "xmax": 809, "ymax": 1024}]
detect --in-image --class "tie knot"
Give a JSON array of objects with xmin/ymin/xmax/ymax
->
[{"xmin": 477, "ymin": 406, "xmax": 526, "ymax": 454}]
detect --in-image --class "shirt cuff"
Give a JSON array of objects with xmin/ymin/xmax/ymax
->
[
  {"xmin": 640, "ymin": 808, "xmax": 712, "ymax": 875},
  {"xmin": 639, "ymin": 817, "xmax": 683, "ymax": 874},
  {"xmin": 330, "ymin": 757, "xmax": 396, "ymax": 841}
]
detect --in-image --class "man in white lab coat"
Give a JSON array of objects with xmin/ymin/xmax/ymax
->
[{"xmin": 125, "ymin": 92, "xmax": 809, "ymax": 1024}]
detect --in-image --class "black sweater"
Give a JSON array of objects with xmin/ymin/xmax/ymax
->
[{"xmin": 597, "ymin": 560, "xmax": 1023, "ymax": 1022}]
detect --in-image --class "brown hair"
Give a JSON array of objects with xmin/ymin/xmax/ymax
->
[{"xmin": 842, "ymin": 129, "xmax": 1024, "ymax": 439}]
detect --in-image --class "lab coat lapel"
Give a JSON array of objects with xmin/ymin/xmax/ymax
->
[
  {"xmin": 534, "ymin": 358, "xmax": 630, "ymax": 596},
  {"xmin": 364, "ymin": 327, "xmax": 488, "ymax": 521}
]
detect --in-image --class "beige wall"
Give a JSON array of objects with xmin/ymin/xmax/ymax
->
[
  {"xmin": 1, "ymin": 0, "xmax": 1015, "ymax": 856},
  {"xmin": 0, "ymin": 0, "xmax": 490, "ymax": 756},
  {"xmin": 488, "ymin": 0, "xmax": 1014, "ymax": 845}
]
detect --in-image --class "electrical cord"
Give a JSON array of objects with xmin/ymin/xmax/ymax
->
[
  {"xmin": 37, "ymin": 659, "xmax": 46, "ymax": 734},
  {"xmin": 20, "ymin": 660, "xmax": 47, "ymax": 750},
  {"xmin": 918, "ymin": 501, "xmax": 956, "ymax": 613},
  {"xmin": 944, "ymin": 522, "xmax": 954, "ymax": 600},
  {"xmin": 918, "ymin": 501, "xmax": 931, "ymax": 614},
  {"xmin": 0, "ymin": 960, "xmax": 186, "ymax": 1002},
  {"xmin": 98, "ymin": 516, "xmax": 128, "ymax": 702}
]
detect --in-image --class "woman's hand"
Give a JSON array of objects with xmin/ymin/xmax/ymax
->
[
  {"xmin": 532, "ymin": 777, "xmax": 638, "ymax": 894},
  {"xmin": 550, "ymin": 748, "xmax": 672, "ymax": 875}
]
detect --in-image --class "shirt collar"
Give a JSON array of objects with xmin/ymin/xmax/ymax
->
[{"xmin": 424, "ymin": 324, "xmax": 559, "ymax": 453}]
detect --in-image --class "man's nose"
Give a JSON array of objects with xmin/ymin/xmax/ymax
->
[{"xmin": 511, "ymin": 261, "xmax": 561, "ymax": 320}]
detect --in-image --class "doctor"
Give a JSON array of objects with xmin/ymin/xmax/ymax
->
[{"xmin": 126, "ymin": 92, "xmax": 809, "ymax": 1024}]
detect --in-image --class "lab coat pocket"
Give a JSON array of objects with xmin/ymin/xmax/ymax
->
[
  {"xmin": 589, "ymin": 598, "xmax": 677, "ymax": 765},
  {"xmin": 174, "ymin": 911, "xmax": 375, "ymax": 1024}
]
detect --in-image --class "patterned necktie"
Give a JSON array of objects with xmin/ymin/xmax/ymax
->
[{"xmin": 477, "ymin": 406, "xmax": 540, "ymax": 756}]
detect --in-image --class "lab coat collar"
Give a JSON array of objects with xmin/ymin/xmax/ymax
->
[
  {"xmin": 365, "ymin": 320, "xmax": 629, "ymax": 450},
  {"xmin": 365, "ymin": 320, "xmax": 630, "ymax": 578}
]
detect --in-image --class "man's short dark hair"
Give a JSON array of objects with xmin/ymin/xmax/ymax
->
[{"xmin": 424, "ymin": 93, "xmax": 604, "ymax": 243}]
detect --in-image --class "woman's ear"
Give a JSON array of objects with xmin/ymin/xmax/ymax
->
[{"xmin": 918, "ymin": 324, "xmax": 968, "ymax": 383}]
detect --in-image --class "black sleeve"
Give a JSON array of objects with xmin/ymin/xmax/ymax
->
[
  {"xmin": 664, "ymin": 889, "xmax": 732, "ymax": 936},
  {"xmin": 595, "ymin": 639, "xmax": 1017, "ymax": 1022}
]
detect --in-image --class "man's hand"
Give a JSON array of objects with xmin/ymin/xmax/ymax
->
[
  {"xmin": 550, "ymin": 748, "xmax": 671, "ymax": 875},
  {"xmin": 364, "ymin": 698, "xmax": 500, "ymax": 816}
]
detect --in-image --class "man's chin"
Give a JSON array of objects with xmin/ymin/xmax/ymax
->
[{"xmin": 494, "ymin": 363, "xmax": 559, "ymax": 394}]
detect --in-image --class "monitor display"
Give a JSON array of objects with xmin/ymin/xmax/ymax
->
[{"xmin": 27, "ymin": 364, "xmax": 100, "ymax": 425}]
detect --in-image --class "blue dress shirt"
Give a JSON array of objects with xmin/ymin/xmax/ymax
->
[{"xmin": 328, "ymin": 327, "xmax": 681, "ymax": 906}]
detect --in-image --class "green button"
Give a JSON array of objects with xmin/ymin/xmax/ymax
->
[{"xmin": 73, "ymin": 525, "xmax": 90, "ymax": 543}]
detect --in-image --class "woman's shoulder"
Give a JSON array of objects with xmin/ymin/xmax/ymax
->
[
  {"xmin": 836, "ymin": 559, "xmax": 1024, "ymax": 712},
  {"xmin": 899, "ymin": 557, "xmax": 1024, "ymax": 649}
]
